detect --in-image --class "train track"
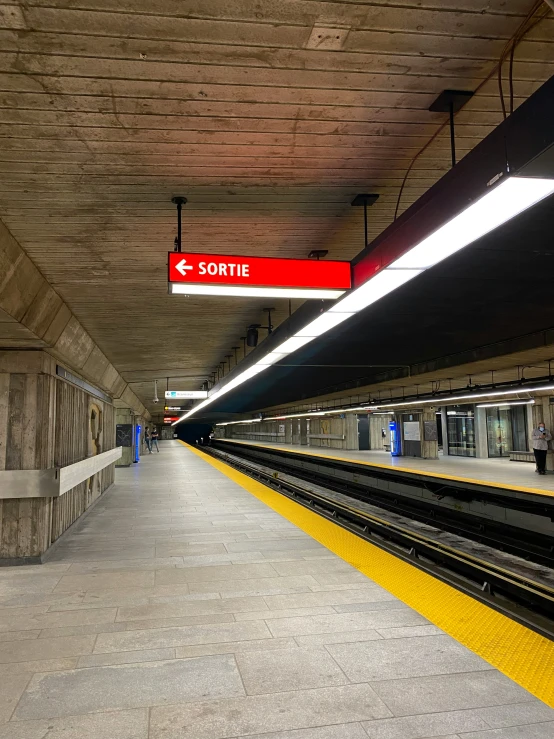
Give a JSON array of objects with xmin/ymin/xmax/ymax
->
[
  {"xmin": 213, "ymin": 441, "xmax": 554, "ymax": 568},
  {"xmin": 201, "ymin": 443, "xmax": 554, "ymax": 640}
]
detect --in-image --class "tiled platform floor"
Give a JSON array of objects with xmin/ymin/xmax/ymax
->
[
  {"xmin": 0, "ymin": 440, "xmax": 552, "ymax": 738},
  {"xmin": 220, "ymin": 440, "xmax": 554, "ymax": 496}
]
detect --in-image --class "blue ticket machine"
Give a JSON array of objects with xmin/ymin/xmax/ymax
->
[
  {"xmin": 389, "ymin": 420, "xmax": 401, "ymax": 457},
  {"xmin": 134, "ymin": 424, "xmax": 141, "ymax": 463}
]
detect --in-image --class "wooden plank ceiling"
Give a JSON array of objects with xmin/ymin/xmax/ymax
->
[{"xmin": 0, "ymin": 0, "xmax": 553, "ymax": 415}]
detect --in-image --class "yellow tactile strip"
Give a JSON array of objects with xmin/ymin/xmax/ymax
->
[
  {"xmin": 221, "ymin": 438, "xmax": 554, "ymax": 499},
  {"xmin": 184, "ymin": 441, "xmax": 554, "ymax": 707}
]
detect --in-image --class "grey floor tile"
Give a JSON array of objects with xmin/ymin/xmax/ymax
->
[
  {"xmin": 476, "ymin": 702, "xmax": 554, "ymax": 728},
  {"xmin": 0, "ymin": 607, "xmax": 117, "ymax": 633},
  {"xmin": 294, "ymin": 629, "xmax": 384, "ymax": 647},
  {"xmin": 65, "ymin": 557, "xmax": 185, "ymax": 574},
  {"xmin": 0, "ymin": 659, "xmax": 78, "ymax": 676},
  {"xmin": 149, "ymin": 683, "xmax": 392, "ymax": 738},
  {"xmin": 53, "ymin": 571, "xmax": 155, "ymax": 593},
  {"xmin": 327, "ymin": 635, "xmax": 490, "ymax": 682},
  {"xmin": 155, "ymin": 544, "xmax": 228, "ymax": 556},
  {"xmin": 187, "ymin": 575, "xmax": 319, "ymax": 595},
  {"xmin": 235, "ymin": 607, "xmax": 337, "ymax": 621},
  {"xmin": 270, "ymin": 561, "xmax": 356, "ymax": 577},
  {"xmin": 15, "ymin": 655, "xmax": 245, "ymax": 719},
  {"xmin": 0, "ymin": 576, "xmax": 63, "ymax": 597},
  {"xmin": 77, "ymin": 647, "xmax": 176, "ymax": 667},
  {"xmin": 0, "ymin": 674, "xmax": 32, "ymax": 723},
  {"xmin": 266, "ymin": 609, "xmax": 427, "ymax": 638},
  {"xmin": 376, "ymin": 625, "xmax": 443, "ymax": 639},
  {"xmin": 0, "ymin": 708, "xmax": 148, "ymax": 738},
  {"xmin": 362, "ymin": 708, "xmax": 490, "ymax": 738},
  {"xmin": 222, "ymin": 724, "xmax": 369, "ymax": 739},
  {"xmin": 174, "ymin": 637, "xmax": 298, "ymax": 659},
  {"xmin": 235, "ymin": 647, "xmax": 347, "ymax": 694},
  {"xmin": 94, "ymin": 620, "xmax": 272, "ymax": 653},
  {"xmin": 0, "ymin": 635, "xmax": 95, "ymax": 664},
  {"xmin": 460, "ymin": 726, "xmax": 554, "ymax": 738},
  {"xmin": 370, "ymin": 672, "xmax": 534, "ymax": 716},
  {"xmin": 0, "ymin": 632, "xmax": 40, "ymax": 643},
  {"xmin": 225, "ymin": 539, "xmax": 325, "ymax": 553},
  {"xmin": 116, "ymin": 595, "xmax": 267, "ymax": 622},
  {"xmin": 155, "ymin": 563, "xmax": 278, "ymax": 585},
  {"xmin": 263, "ymin": 589, "xmax": 398, "ymax": 610}
]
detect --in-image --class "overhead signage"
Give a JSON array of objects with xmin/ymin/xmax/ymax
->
[
  {"xmin": 163, "ymin": 416, "xmax": 180, "ymax": 424},
  {"xmin": 165, "ymin": 390, "xmax": 208, "ymax": 399},
  {"xmin": 168, "ymin": 252, "xmax": 351, "ymax": 299},
  {"xmin": 165, "ymin": 405, "xmax": 186, "ymax": 411}
]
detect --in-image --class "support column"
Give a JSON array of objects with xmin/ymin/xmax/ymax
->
[
  {"xmin": 285, "ymin": 421, "xmax": 293, "ymax": 444},
  {"xmin": 420, "ymin": 406, "xmax": 439, "ymax": 459},
  {"xmin": 475, "ymin": 406, "xmax": 488, "ymax": 458},
  {"xmin": 115, "ymin": 409, "xmax": 136, "ymax": 466},
  {"xmin": 440, "ymin": 408, "xmax": 449, "ymax": 456},
  {"xmin": 345, "ymin": 414, "xmax": 359, "ymax": 450},
  {"xmin": 299, "ymin": 418, "xmax": 308, "ymax": 445}
]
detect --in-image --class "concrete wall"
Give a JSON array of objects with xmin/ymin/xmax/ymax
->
[
  {"xmin": 0, "ymin": 350, "xmax": 117, "ymax": 562},
  {"xmin": 0, "ymin": 220, "xmax": 148, "ymax": 420}
]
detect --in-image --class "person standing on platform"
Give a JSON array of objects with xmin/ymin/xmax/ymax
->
[
  {"xmin": 145, "ymin": 427, "xmax": 151, "ymax": 454},
  {"xmin": 531, "ymin": 422, "xmax": 551, "ymax": 474},
  {"xmin": 151, "ymin": 427, "xmax": 160, "ymax": 453}
]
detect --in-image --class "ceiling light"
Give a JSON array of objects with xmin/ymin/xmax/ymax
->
[
  {"xmin": 255, "ymin": 352, "xmax": 287, "ymax": 366},
  {"xmin": 329, "ymin": 268, "xmax": 423, "ymax": 314},
  {"xmin": 275, "ymin": 336, "xmax": 316, "ymax": 354},
  {"xmin": 476, "ymin": 400, "xmax": 535, "ymax": 408},
  {"xmin": 373, "ymin": 384, "xmax": 554, "ymax": 410},
  {"xmin": 392, "ymin": 177, "xmax": 554, "ymax": 270},
  {"xmin": 169, "ymin": 284, "xmax": 345, "ymax": 299},
  {"xmin": 295, "ymin": 311, "xmax": 355, "ymax": 337}
]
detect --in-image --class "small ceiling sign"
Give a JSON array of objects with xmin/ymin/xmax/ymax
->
[{"xmin": 165, "ymin": 390, "xmax": 208, "ymax": 399}]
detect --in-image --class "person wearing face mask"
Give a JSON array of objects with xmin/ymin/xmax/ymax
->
[{"xmin": 531, "ymin": 422, "xmax": 552, "ymax": 475}]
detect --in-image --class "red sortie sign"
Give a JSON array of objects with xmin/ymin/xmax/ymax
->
[{"xmin": 168, "ymin": 252, "xmax": 351, "ymax": 290}]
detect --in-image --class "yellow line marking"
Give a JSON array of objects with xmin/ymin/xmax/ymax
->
[
  {"xmin": 182, "ymin": 441, "xmax": 554, "ymax": 706},
  {"xmin": 220, "ymin": 438, "xmax": 554, "ymax": 499}
]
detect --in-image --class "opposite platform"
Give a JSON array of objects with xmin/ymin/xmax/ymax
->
[
  {"xmin": 0, "ymin": 440, "xmax": 551, "ymax": 739},
  {"xmin": 218, "ymin": 438, "xmax": 554, "ymax": 499}
]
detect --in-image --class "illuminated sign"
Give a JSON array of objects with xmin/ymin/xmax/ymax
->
[
  {"xmin": 165, "ymin": 406, "xmax": 186, "ymax": 411},
  {"xmin": 163, "ymin": 416, "xmax": 180, "ymax": 424},
  {"xmin": 168, "ymin": 252, "xmax": 350, "ymax": 299},
  {"xmin": 165, "ymin": 390, "xmax": 208, "ymax": 399}
]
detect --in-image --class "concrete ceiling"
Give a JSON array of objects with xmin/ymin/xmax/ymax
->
[{"xmin": 0, "ymin": 0, "xmax": 553, "ymax": 416}]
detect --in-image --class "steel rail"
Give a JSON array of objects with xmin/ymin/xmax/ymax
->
[
  {"xmin": 213, "ymin": 441, "xmax": 554, "ymax": 567},
  {"xmin": 202, "ymin": 445, "xmax": 554, "ymax": 640}
]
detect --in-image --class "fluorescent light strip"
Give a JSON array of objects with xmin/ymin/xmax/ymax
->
[
  {"xmin": 170, "ymin": 284, "xmax": 345, "ymax": 299},
  {"xmin": 175, "ymin": 177, "xmax": 554, "ymax": 424},
  {"xmin": 255, "ymin": 352, "xmax": 288, "ymax": 366},
  {"xmin": 373, "ymin": 384, "xmax": 554, "ymax": 409},
  {"xmin": 329, "ymin": 268, "xmax": 423, "ymax": 314},
  {"xmin": 476, "ymin": 400, "xmax": 535, "ymax": 408},
  {"xmin": 295, "ymin": 311, "xmax": 355, "ymax": 337},
  {"xmin": 391, "ymin": 177, "xmax": 554, "ymax": 270}
]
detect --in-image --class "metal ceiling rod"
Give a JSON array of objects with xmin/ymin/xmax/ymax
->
[
  {"xmin": 429, "ymin": 90, "xmax": 474, "ymax": 169},
  {"xmin": 172, "ymin": 196, "xmax": 187, "ymax": 253},
  {"xmin": 351, "ymin": 194, "xmax": 379, "ymax": 248}
]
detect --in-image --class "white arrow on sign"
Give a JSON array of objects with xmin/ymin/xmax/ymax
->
[{"xmin": 176, "ymin": 259, "xmax": 194, "ymax": 276}]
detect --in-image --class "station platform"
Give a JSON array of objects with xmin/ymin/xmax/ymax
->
[
  {"xmin": 217, "ymin": 439, "xmax": 554, "ymax": 499},
  {"xmin": 0, "ymin": 440, "xmax": 552, "ymax": 736}
]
